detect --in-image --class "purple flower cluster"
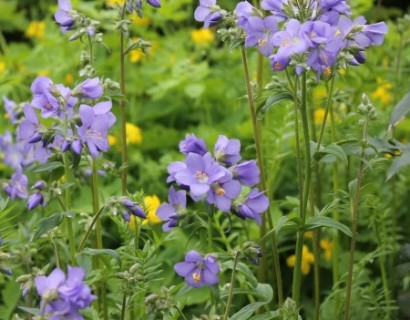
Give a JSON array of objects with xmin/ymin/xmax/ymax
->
[
  {"xmin": 17, "ymin": 76, "xmax": 115, "ymax": 163},
  {"xmin": 194, "ymin": 0, "xmax": 388, "ymax": 77},
  {"xmin": 157, "ymin": 133, "xmax": 269, "ymax": 230},
  {"xmin": 174, "ymin": 250, "xmax": 219, "ymax": 288},
  {"xmin": 34, "ymin": 266, "xmax": 95, "ymax": 319}
]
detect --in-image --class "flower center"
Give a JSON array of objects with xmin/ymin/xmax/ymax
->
[
  {"xmin": 192, "ymin": 272, "xmax": 201, "ymax": 283},
  {"xmin": 216, "ymin": 187, "xmax": 225, "ymax": 196},
  {"xmin": 86, "ymin": 129, "xmax": 103, "ymax": 142},
  {"xmin": 274, "ymin": 62, "xmax": 282, "ymax": 70},
  {"xmin": 324, "ymin": 66, "xmax": 331, "ymax": 76},
  {"xmin": 194, "ymin": 171, "xmax": 209, "ymax": 184},
  {"xmin": 281, "ymin": 38, "xmax": 291, "ymax": 47},
  {"xmin": 258, "ymin": 37, "xmax": 268, "ymax": 48}
]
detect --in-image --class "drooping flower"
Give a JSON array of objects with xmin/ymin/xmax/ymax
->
[
  {"xmin": 179, "ymin": 133, "xmax": 207, "ymax": 156},
  {"xmin": 214, "ymin": 135, "xmax": 241, "ymax": 166},
  {"xmin": 73, "ymin": 77, "xmax": 103, "ymax": 99},
  {"xmin": 234, "ymin": 188, "xmax": 269, "ymax": 225},
  {"xmin": 194, "ymin": 0, "xmax": 223, "ymax": 29},
  {"xmin": 174, "ymin": 250, "xmax": 219, "ymax": 288},
  {"xmin": 27, "ymin": 192, "xmax": 46, "ymax": 211},
  {"xmin": 147, "ymin": 0, "xmax": 161, "ymax": 8},
  {"xmin": 156, "ymin": 186, "xmax": 187, "ymax": 231},
  {"xmin": 55, "ymin": 0, "xmax": 76, "ymax": 33},
  {"xmin": 235, "ymin": 1, "xmax": 258, "ymax": 29},
  {"xmin": 121, "ymin": 197, "xmax": 146, "ymax": 221}
]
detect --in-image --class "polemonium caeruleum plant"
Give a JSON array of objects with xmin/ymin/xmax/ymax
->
[{"xmin": 194, "ymin": 0, "xmax": 388, "ymax": 318}]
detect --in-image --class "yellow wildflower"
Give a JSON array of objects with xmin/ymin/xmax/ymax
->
[
  {"xmin": 287, "ymin": 245, "xmax": 315, "ymax": 275},
  {"xmin": 130, "ymin": 50, "xmax": 144, "ymax": 63},
  {"xmin": 0, "ymin": 61, "xmax": 5, "ymax": 74},
  {"xmin": 371, "ymin": 78, "xmax": 393, "ymax": 106},
  {"xmin": 131, "ymin": 13, "xmax": 151, "ymax": 26},
  {"xmin": 126, "ymin": 123, "xmax": 142, "ymax": 145},
  {"xmin": 65, "ymin": 73, "xmax": 74, "ymax": 86},
  {"xmin": 314, "ymin": 108, "xmax": 326, "ymax": 125},
  {"xmin": 304, "ymin": 231, "xmax": 314, "ymax": 239},
  {"xmin": 106, "ymin": 0, "xmax": 125, "ymax": 6},
  {"xmin": 37, "ymin": 70, "xmax": 50, "ymax": 77},
  {"xmin": 108, "ymin": 134, "xmax": 117, "ymax": 147},
  {"xmin": 191, "ymin": 28, "xmax": 215, "ymax": 45},
  {"xmin": 312, "ymin": 85, "xmax": 327, "ymax": 102},
  {"xmin": 320, "ymin": 239, "xmax": 333, "ymax": 262},
  {"xmin": 26, "ymin": 21, "xmax": 45, "ymax": 40},
  {"xmin": 142, "ymin": 195, "xmax": 161, "ymax": 225}
]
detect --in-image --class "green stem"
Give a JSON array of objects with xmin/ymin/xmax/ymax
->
[
  {"xmin": 134, "ymin": 217, "xmax": 140, "ymax": 255},
  {"xmin": 120, "ymin": 293, "xmax": 127, "ymax": 320},
  {"xmin": 223, "ymin": 251, "xmax": 240, "ymax": 320},
  {"xmin": 78, "ymin": 207, "xmax": 105, "ymax": 252},
  {"xmin": 175, "ymin": 305, "xmax": 187, "ymax": 320},
  {"xmin": 63, "ymin": 152, "xmax": 76, "ymax": 265},
  {"xmin": 208, "ymin": 210, "xmax": 214, "ymax": 253},
  {"xmin": 241, "ymin": 47, "xmax": 283, "ymax": 305},
  {"xmin": 343, "ymin": 118, "xmax": 368, "ymax": 320},
  {"xmin": 51, "ymin": 235, "xmax": 61, "ymax": 269},
  {"xmin": 316, "ymin": 75, "xmax": 336, "ymax": 149},
  {"xmin": 309, "ymin": 191, "xmax": 320, "ymax": 320},
  {"xmin": 120, "ymin": 3, "xmax": 128, "ymax": 195},
  {"xmin": 292, "ymin": 72, "xmax": 312, "ymax": 306},
  {"xmin": 329, "ymin": 101, "xmax": 341, "ymax": 286}
]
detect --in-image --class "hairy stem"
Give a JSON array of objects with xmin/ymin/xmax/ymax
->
[{"xmin": 120, "ymin": 3, "xmax": 128, "ymax": 195}]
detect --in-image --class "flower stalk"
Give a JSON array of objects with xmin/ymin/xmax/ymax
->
[
  {"xmin": 241, "ymin": 47, "xmax": 283, "ymax": 305},
  {"xmin": 223, "ymin": 251, "xmax": 240, "ymax": 320}
]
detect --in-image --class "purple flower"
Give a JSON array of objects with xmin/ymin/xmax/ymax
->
[
  {"xmin": 194, "ymin": 0, "xmax": 223, "ymax": 28},
  {"xmin": 260, "ymin": 0, "xmax": 287, "ymax": 20},
  {"xmin": 3, "ymin": 96, "xmax": 19, "ymax": 123},
  {"xmin": 173, "ymin": 152, "xmax": 226, "ymax": 199},
  {"xmin": 362, "ymin": 21, "xmax": 388, "ymax": 46},
  {"xmin": 233, "ymin": 160, "xmax": 260, "ymax": 186},
  {"xmin": 34, "ymin": 266, "xmax": 95, "ymax": 319},
  {"xmin": 156, "ymin": 186, "xmax": 186, "ymax": 231},
  {"xmin": 31, "ymin": 76, "xmax": 60, "ymax": 118},
  {"xmin": 147, "ymin": 0, "xmax": 161, "ymax": 8},
  {"xmin": 244, "ymin": 16, "xmax": 278, "ymax": 56},
  {"xmin": 55, "ymin": 0, "xmax": 76, "ymax": 33},
  {"xmin": 174, "ymin": 250, "xmax": 219, "ymax": 288},
  {"xmin": 234, "ymin": 188, "xmax": 269, "ymax": 225},
  {"xmin": 319, "ymin": 0, "xmax": 350, "ymax": 15},
  {"xmin": 19, "ymin": 105, "xmax": 42, "ymax": 143},
  {"xmin": 27, "ymin": 192, "xmax": 46, "ymax": 210},
  {"xmin": 206, "ymin": 172, "xmax": 241, "ymax": 212},
  {"xmin": 73, "ymin": 78, "xmax": 103, "ymax": 99},
  {"xmin": 0, "ymin": 130, "xmax": 33, "ymax": 171},
  {"xmin": 235, "ymin": 1, "xmax": 257, "ymax": 29},
  {"xmin": 214, "ymin": 135, "xmax": 241, "ymax": 166},
  {"xmin": 4, "ymin": 172, "xmax": 28, "ymax": 199},
  {"xmin": 121, "ymin": 198, "xmax": 146, "ymax": 220},
  {"xmin": 179, "ymin": 133, "xmax": 208, "ymax": 156},
  {"xmin": 77, "ymin": 102, "xmax": 116, "ymax": 158},
  {"xmin": 167, "ymin": 161, "xmax": 187, "ymax": 183}
]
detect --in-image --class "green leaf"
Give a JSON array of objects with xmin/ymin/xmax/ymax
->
[
  {"xmin": 314, "ymin": 143, "xmax": 348, "ymax": 165},
  {"xmin": 81, "ymin": 248, "xmax": 121, "ymax": 267},
  {"xmin": 387, "ymin": 147, "xmax": 410, "ymax": 180},
  {"xmin": 18, "ymin": 307, "xmax": 41, "ymax": 316},
  {"xmin": 33, "ymin": 161, "xmax": 64, "ymax": 173},
  {"xmin": 249, "ymin": 311, "xmax": 281, "ymax": 320},
  {"xmin": 223, "ymin": 261, "xmax": 258, "ymax": 289},
  {"xmin": 305, "ymin": 216, "xmax": 352, "ymax": 237},
  {"xmin": 32, "ymin": 214, "xmax": 64, "ymax": 241},
  {"xmin": 230, "ymin": 284, "xmax": 273, "ymax": 320},
  {"xmin": 389, "ymin": 89, "xmax": 410, "ymax": 129},
  {"xmin": 257, "ymin": 92, "xmax": 293, "ymax": 118}
]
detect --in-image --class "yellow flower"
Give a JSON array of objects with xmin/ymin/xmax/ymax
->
[
  {"xmin": 130, "ymin": 50, "xmax": 144, "ymax": 63},
  {"xmin": 0, "ymin": 61, "xmax": 5, "ymax": 74},
  {"xmin": 65, "ymin": 73, "xmax": 74, "ymax": 86},
  {"xmin": 26, "ymin": 21, "xmax": 45, "ymax": 40},
  {"xmin": 314, "ymin": 108, "xmax": 326, "ymax": 125},
  {"xmin": 131, "ymin": 13, "xmax": 151, "ymax": 26},
  {"xmin": 126, "ymin": 123, "xmax": 142, "ymax": 145},
  {"xmin": 142, "ymin": 195, "xmax": 161, "ymax": 225},
  {"xmin": 108, "ymin": 134, "xmax": 117, "ymax": 147},
  {"xmin": 371, "ymin": 78, "xmax": 393, "ymax": 106},
  {"xmin": 312, "ymin": 85, "xmax": 327, "ymax": 102},
  {"xmin": 304, "ymin": 231, "xmax": 314, "ymax": 239},
  {"xmin": 106, "ymin": 0, "xmax": 125, "ymax": 6},
  {"xmin": 287, "ymin": 245, "xmax": 315, "ymax": 275},
  {"xmin": 320, "ymin": 239, "xmax": 333, "ymax": 262},
  {"xmin": 37, "ymin": 70, "xmax": 49, "ymax": 77},
  {"xmin": 191, "ymin": 28, "xmax": 215, "ymax": 45}
]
